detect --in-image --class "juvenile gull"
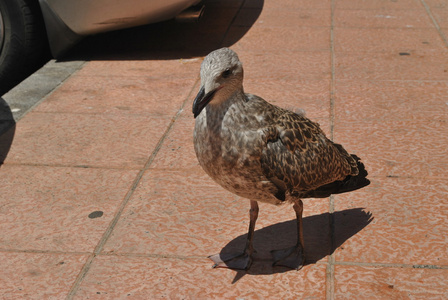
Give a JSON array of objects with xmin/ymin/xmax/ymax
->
[{"xmin": 192, "ymin": 48, "xmax": 369, "ymax": 270}]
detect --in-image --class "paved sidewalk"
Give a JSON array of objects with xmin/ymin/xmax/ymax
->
[{"xmin": 1, "ymin": 0, "xmax": 448, "ymax": 298}]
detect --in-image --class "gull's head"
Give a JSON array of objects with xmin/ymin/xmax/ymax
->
[{"xmin": 192, "ymin": 48, "xmax": 244, "ymax": 118}]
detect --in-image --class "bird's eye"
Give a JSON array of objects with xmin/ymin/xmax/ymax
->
[{"xmin": 222, "ymin": 69, "xmax": 232, "ymax": 78}]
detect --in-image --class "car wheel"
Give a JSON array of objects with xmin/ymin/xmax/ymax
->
[{"xmin": 0, "ymin": 0, "xmax": 48, "ymax": 96}]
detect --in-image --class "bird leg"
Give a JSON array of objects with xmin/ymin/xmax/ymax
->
[
  {"xmin": 208, "ymin": 200, "xmax": 259, "ymax": 270},
  {"xmin": 271, "ymin": 199, "xmax": 306, "ymax": 270}
]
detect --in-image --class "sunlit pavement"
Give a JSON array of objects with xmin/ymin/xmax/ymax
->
[{"xmin": 1, "ymin": 0, "xmax": 448, "ymax": 298}]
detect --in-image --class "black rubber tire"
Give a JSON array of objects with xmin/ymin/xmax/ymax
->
[{"xmin": 0, "ymin": 0, "xmax": 48, "ymax": 96}]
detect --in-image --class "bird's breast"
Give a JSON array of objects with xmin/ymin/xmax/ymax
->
[{"xmin": 193, "ymin": 113, "xmax": 281, "ymax": 205}]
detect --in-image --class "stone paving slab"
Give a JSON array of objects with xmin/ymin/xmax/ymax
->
[{"xmin": 1, "ymin": 0, "xmax": 447, "ymax": 299}]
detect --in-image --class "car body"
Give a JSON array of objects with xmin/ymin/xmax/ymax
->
[
  {"xmin": 0, "ymin": 0, "xmax": 203, "ymax": 95},
  {"xmin": 39, "ymin": 0, "xmax": 202, "ymax": 57}
]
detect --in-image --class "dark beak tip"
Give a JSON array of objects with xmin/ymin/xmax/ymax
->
[
  {"xmin": 192, "ymin": 86, "xmax": 206, "ymax": 118},
  {"xmin": 193, "ymin": 86, "xmax": 217, "ymax": 119}
]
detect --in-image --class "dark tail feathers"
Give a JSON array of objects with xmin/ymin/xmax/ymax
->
[{"xmin": 304, "ymin": 155, "xmax": 370, "ymax": 198}]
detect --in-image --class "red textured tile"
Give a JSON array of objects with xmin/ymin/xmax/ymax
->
[
  {"xmin": 335, "ymin": 0, "xmax": 424, "ymax": 10},
  {"xmin": 204, "ymin": 0, "xmax": 244, "ymax": 8},
  {"xmin": 6, "ymin": 112, "xmax": 172, "ymax": 169},
  {"xmin": 244, "ymin": 79, "xmax": 331, "ymax": 122},
  {"xmin": 424, "ymin": 0, "xmax": 448, "ymax": 9},
  {"xmin": 334, "ymin": 121, "xmax": 447, "ymax": 178},
  {"xmin": 334, "ymin": 265, "xmax": 448, "ymax": 299},
  {"xmin": 263, "ymin": 0, "xmax": 331, "ymax": 10},
  {"xmin": 231, "ymin": 8, "xmax": 266, "ymax": 27},
  {"xmin": 198, "ymin": 6, "xmax": 246, "ymax": 28},
  {"xmin": 239, "ymin": 51, "xmax": 331, "ymax": 81},
  {"xmin": 334, "ymin": 51, "xmax": 448, "ymax": 80},
  {"xmin": 0, "ymin": 252, "xmax": 88, "ymax": 299},
  {"xmin": 149, "ymin": 116, "xmax": 198, "ymax": 170},
  {"xmin": 244, "ymin": 9, "xmax": 331, "ymax": 28},
  {"xmin": 74, "ymin": 256, "xmax": 327, "ymax": 299},
  {"xmin": 0, "ymin": 165, "xmax": 137, "ymax": 252},
  {"xmin": 333, "ymin": 119, "xmax": 447, "ymax": 178},
  {"xmin": 335, "ymin": 28, "xmax": 445, "ymax": 53},
  {"xmin": 76, "ymin": 59, "xmax": 201, "ymax": 78},
  {"xmin": 333, "ymin": 9, "xmax": 435, "ymax": 28},
  {"xmin": 431, "ymin": 8, "xmax": 448, "ymax": 29},
  {"xmin": 334, "ymin": 178, "xmax": 448, "ymax": 265},
  {"xmin": 227, "ymin": 26, "xmax": 330, "ymax": 52},
  {"xmin": 334, "ymin": 80, "xmax": 448, "ymax": 121},
  {"xmin": 102, "ymin": 169, "xmax": 331, "ymax": 264},
  {"xmin": 35, "ymin": 75, "xmax": 196, "ymax": 116},
  {"xmin": 242, "ymin": 80, "xmax": 332, "ymax": 135},
  {"xmin": 3, "ymin": 0, "xmax": 447, "ymax": 297},
  {"xmin": 102, "ymin": 168, "xmax": 252, "ymax": 257}
]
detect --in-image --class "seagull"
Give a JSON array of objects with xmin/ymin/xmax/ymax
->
[{"xmin": 192, "ymin": 48, "xmax": 369, "ymax": 270}]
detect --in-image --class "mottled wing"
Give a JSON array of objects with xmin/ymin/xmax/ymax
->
[{"xmin": 260, "ymin": 108, "xmax": 358, "ymax": 195}]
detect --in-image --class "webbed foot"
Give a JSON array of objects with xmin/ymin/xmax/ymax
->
[{"xmin": 271, "ymin": 245, "xmax": 305, "ymax": 270}]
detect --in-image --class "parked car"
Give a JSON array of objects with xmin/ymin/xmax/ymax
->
[{"xmin": 0, "ymin": 0, "xmax": 203, "ymax": 95}]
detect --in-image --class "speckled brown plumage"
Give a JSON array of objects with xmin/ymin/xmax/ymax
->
[{"xmin": 192, "ymin": 48, "xmax": 369, "ymax": 270}]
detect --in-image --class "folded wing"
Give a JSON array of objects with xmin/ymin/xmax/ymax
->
[{"xmin": 260, "ymin": 108, "xmax": 361, "ymax": 199}]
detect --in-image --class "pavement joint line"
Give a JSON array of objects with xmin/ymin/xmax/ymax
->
[
  {"xmin": 247, "ymin": 49, "xmax": 331, "ymax": 53},
  {"xmin": 98, "ymin": 252, "xmax": 207, "ymax": 260},
  {"xmin": 0, "ymin": 248, "xmax": 91, "ymax": 256},
  {"xmin": 89, "ymin": 78, "xmax": 201, "ymax": 256},
  {"xmin": 23, "ymin": 110, "xmax": 183, "ymax": 117},
  {"xmin": 325, "ymin": 263, "xmax": 335, "ymax": 299},
  {"xmin": 65, "ymin": 77, "xmax": 201, "ymax": 300},
  {"xmin": 98, "ymin": 252, "xmax": 333, "ymax": 267},
  {"xmin": 338, "ymin": 79, "xmax": 448, "ymax": 82},
  {"xmin": 6, "ymin": 163, "xmax": 446, "ymax": 181},
  {"xmin": 5, "ymin": 246, "xmax": 445, "ymax": 272},
  {"xmin": 218, "ymin": 0, "xmax": 247, "ymax": 47},
  {"xmin": 334, "ymin": 261, "xmax": 448, "ymax": 270},
  {"xmin": 329, "ymin": 7, "xmax": 335, "ymax": 142},
  {"xmin": 331, "ymin": 25, "xmax": 443, "ymax": 30},
  {"xmin": 2, "ymin": 161, "xmax": 143, "ymax": 171},
  {"xmin": 420, "ymin": 0, "xmax": 448, "ymax": 50},
  {"xmin": 327, "ymin": 1, "xmax": 336, "ymax": 299},
  {"xmin": 333, "ymin": 49, "xmax": 447, "ymax": 53},
  {"xmin": 66, "ymin": 255, "xmax": 96, "ymax": 300}
]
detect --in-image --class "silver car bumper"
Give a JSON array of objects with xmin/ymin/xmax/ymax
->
[{"xmin": 39, "ymin": 0, "xmax": 201, "ymax": 57}]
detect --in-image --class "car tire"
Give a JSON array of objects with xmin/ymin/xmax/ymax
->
[{"xmin": 0, "ymin": 0, "xmax": 48, "ymax": 96}]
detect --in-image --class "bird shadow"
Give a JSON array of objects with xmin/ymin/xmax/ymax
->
[
  {"xmin": 0, "ymin": 98, "xmax": 16, "ymax": 167},
  {"xmin": 60, "ymin": 0, "xmax": 264, "ymax": 61},
  {"xmin": 211, "ymin": 208, "xmax": 373, "ymax": 283}
]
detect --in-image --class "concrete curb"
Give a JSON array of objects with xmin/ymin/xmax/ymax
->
[{"xmin": 2, "ymin": 60, "xmax": 85, "ymax": 121}]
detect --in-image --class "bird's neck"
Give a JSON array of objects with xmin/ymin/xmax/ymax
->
[
  {"xmin": 203, "ymin": 88, "xmax": 245, "ymax": 133},
  {"xmin": 210, "ymin": 86, "xmax": 245, "ymax": 108}
]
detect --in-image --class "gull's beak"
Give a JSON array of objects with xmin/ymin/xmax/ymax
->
[{"xmin": 192, "ymin": 86, "xmax": 217, "ymax": 118}]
